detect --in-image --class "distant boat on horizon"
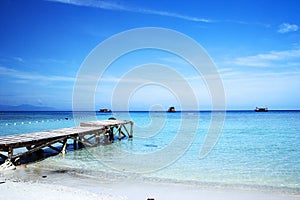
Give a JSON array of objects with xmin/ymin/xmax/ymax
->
[
  {"xmin": 255, "ymin": 107, "xmax": 268, "ymax": 112},
  {"xmin": 99, "ymin": 109, "xmax": 112, "ymax": 113},
  {"xmin": 168, "ymin": 106, "xmax": 176, "ymax": 112}
]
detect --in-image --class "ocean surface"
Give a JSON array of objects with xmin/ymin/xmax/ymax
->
[{"xmin": 0, "ymin": 111, "xmax": 299, "ymax": 194}]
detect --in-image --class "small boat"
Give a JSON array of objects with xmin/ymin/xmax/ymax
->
[
  {"xmin": 254, "ymin": 107, "xmax": 268, "ymax": 112},
  {"xmin": 168, "ymin": 106, "xmax": 176, "ymax": 112},
  {"xmin": 99, "ymin": 109, "xmax": 112, "ymax": 113}
]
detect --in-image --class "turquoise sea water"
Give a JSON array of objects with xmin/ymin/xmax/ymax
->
[{"xmin": 0, "ymin": 111, "xmax": 299, "ymax": 194}]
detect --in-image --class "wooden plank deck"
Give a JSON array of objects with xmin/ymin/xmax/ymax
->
[
  {"xmin": 0, "ymin": 119, "xmax": 133, "ymax": 164},
  {"xmin": 80, "ymin": 119, "xmax": 132, "ymax": 127},
  {"xmin": 80, "ymin": 120, "xmax": 134, "ymax": 139}
]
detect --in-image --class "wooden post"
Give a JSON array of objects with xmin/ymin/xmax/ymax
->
[
  {"xmin": 73, "ymin": 136, "xmax": 77, "ymax": 150},
  {"xmin": 8, "ymin": 146, "xmax": 13, "ymax": 159},
  {"xmin": 118, "ymin": 126, "xmax": 122, "ymax": 140},
  {"xmin": 107, "ymin": 126, "xmax": 114, "ymax": 142},
  {"xmin": 129, "ymin": 121, "xmax": 134, "ymax": 138},
  {"xmin": 78, "ymin": 136, "xmax": 84, "ymax": 149},
  {"xmin": 61, "ymin": 139, "xmax": 67, "ymax": 155},
  {"xmin": 102, "ymin": 128, "xmax": 108, "ymax": 143},
  {"xmin": 95, "ymin": 132, "xmax": 100, "ymax": 145}
]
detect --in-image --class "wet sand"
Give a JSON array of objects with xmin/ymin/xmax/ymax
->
[{"xmin": 1, "ymin": 165, "xmax": 299, "ymax": 200}]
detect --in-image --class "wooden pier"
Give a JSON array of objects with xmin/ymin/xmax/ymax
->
[{"xmin": 0, "ymin": 119, "xmax": 133, "ymax": 165}]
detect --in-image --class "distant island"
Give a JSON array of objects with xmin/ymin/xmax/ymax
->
[{"xmin": 0, "ymin": 104, "xmax": 56, "ymax": 111}]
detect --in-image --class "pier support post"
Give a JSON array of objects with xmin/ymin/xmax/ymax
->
[
  {"xmin": 129, "ymin": 122, "xmax": 133, "ymax": 138},
  {"xmin": 118, "ymin": 126, "xmax": 122, "ymax": 141},
  {"xmin": 95, "ymin": 132, "xmax": 100, "ymax": 145},
  {"xmin": 78, "ymin": 137, "xmax": 84, "ymax": 149},
  {"xmin": 8, "ymin": 146, "xmax": 13, "ymax": 159},
  {"xmin": 73, "ymin": 136, "xmax": 77, "ymax": 150},
  {"xmin": 61, "ymin": 139, "xmax": 67, "ymax": 155}
]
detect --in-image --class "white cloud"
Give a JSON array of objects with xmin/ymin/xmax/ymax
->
[
  {"xmin": 0, "ymin": 66, "xmax": 74, "ymax": 83},
  {"xmin": 140, "ymin": 8, "xmax": 212, "ymax": 23},
  {"xmin": 278, "ymin": 23, "xmax": 299, "ymax": 33},
  {"xmin": 47, "ymin": 0, "xmax": 212, "ymax": 23},
  {"xmin": 228, "ymin": 49, "xmax": 300, "ymax": 67},
  {"xmin": 12, "ymin": 57, "xmax": 25, "ymax": 63}
]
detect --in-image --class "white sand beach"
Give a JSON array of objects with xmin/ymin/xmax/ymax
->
[
  {"xmin": 1, "ymin": 166, "xmax": 299, "ymax": 200},
  {"xmin": 0, "ymin": 181, "xmax": 125, "ymax": 200},
  {"xmin": 1, "ymin": 179, "xmax": 300, "ymax": 200}
]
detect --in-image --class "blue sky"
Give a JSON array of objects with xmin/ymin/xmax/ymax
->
[{"xmin": 0, "ymin": 0, "xmax": 299, "ymax": 110}]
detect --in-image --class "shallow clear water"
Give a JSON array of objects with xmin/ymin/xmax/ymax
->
[{"xmin": 0, "ymin": 111, "xmax": 299, "ymax": 193}]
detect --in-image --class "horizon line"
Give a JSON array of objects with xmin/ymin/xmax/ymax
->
[{"xmin": 1, "ymin": 109, "xmax": 300, "ymax": 112}]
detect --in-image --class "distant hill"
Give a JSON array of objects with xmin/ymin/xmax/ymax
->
[{"xmin": 0, "ymin": 104, "xmax": 57, "ymax": 111}]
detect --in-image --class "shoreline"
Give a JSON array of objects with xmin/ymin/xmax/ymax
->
[{"xmin": 1, "ymin": 165, "xmax": 299, "ymax": 200}]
